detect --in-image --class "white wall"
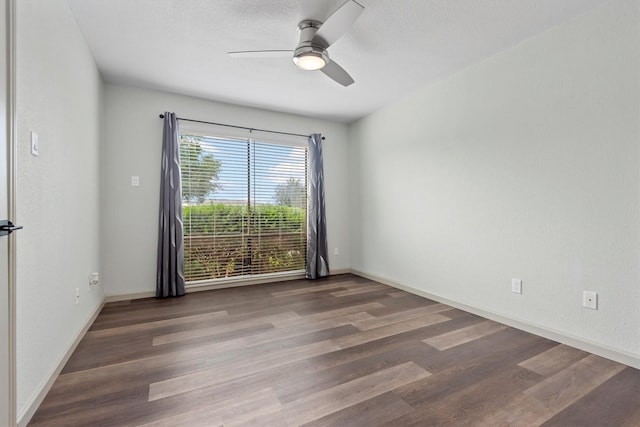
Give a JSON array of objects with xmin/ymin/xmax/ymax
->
[
  {"xmin": 16, "ymin": 0, "xmax": 103, "ymax": 419},
  {"xmin": 349, "ymin": 0, "xmax": 640, "ymax": 361},
  {"xmin": 101, "ymin": 84, "xmax": 350, "ymax": 296}
]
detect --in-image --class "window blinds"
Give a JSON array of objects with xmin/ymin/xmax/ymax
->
[{"xmin": 180, "ymin": 133, "xmax": 307, "ymax": 283}]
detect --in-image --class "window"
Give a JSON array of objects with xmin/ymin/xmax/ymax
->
[{"xmin": 180, "ymin": 132, "xmax": 307, "ymax": 283}]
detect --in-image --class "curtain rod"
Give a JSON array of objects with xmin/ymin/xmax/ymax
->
[{"xmin": 158, "ymin": 114, "xmax": 324, "ymax": 140}]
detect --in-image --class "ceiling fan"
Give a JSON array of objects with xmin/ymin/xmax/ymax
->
[{"xmin": 228, "ymin": 0, "xmax": 364, "ymax": 87}]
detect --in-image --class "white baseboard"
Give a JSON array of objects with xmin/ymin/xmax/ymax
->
[
  {"xmin": 104, "ymin": 291, "xmax": 155, "ymax": 303},
  {"xmin": 351, "ymin": 269, "xmax": 640, "ymax": 370},
  {"xmin": 17, "ymin": 297, "xmax": 105, "ymax": 427}
]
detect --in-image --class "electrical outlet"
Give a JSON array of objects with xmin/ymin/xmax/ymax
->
[
  {"xmin": 511, "ymin": 279, "xmax": 522, "ymax": 294},
  {"xmin": 75, "ymin": 288, "xmax": 80, "ymax": 305},
  {"xmin": 333, "ymin": 247, "xmax": 339, "ymax": 256},
  {"xmin": 583, "ymin": 291, "xmax": 598, "ymax": 310}
]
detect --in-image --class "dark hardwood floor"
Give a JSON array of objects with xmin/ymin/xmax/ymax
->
[{"xmin": 30, "ymin": 274, "xmax": 640, "ymax": 426}]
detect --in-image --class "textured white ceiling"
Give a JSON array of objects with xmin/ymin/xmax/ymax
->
[{"xmin": 67, "ymin": 0, "xmax": 606, "ymax": 123}]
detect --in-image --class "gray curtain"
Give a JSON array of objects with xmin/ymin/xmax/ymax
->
[
  {"xmin": 156, "ymin": 112, "xmax": 186, "ymax": 298},
  {"xmin": 306, "ymin": 133, "xmax": 329, "ymax": 279}
]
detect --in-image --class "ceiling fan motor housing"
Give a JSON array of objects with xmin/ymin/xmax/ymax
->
[{"xmin": 293, "ymin": 20, "xmax": 329, "ymax": 69}]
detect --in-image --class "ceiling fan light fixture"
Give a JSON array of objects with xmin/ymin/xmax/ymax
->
[
  {"xmin": 293, "ymin": 51, "xmax": 327, "ymax": 70},
  {"xmin": 229, "ymin": 1, "xmax": 363, "ymax": 86}
]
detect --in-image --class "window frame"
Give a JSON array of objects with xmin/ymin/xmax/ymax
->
[{"xmin": 178, "ymin": 123, "xmax": 309, "ymax": 288}]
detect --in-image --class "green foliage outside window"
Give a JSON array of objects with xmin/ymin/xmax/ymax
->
[
  {"xmin": 183, "ymin": 203, "xmax": 306, "ymax": 281},
  {"xmin": 180, "ymin": 135, "xmax": 222, "ymax": 204}
]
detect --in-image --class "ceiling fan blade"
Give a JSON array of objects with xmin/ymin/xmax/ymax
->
[
  {"xmin": 320, "ymin": 60, "xmax": 354, "ymax": 86},
  {"xmin": 313, "ymin": 0, "xmax": 364, "ymax": 48},
  {"xmin": 228, "ymin": 50, "xmax": 293, "ymax": 58}
]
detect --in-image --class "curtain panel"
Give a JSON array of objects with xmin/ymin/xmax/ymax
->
[
  {"xmin": 156, "ymin": 112, "xmax": 186, "ymax": 298},
  {"xmin": 306, "ymin": 133, "xmax": 329, "ymax": 279}
]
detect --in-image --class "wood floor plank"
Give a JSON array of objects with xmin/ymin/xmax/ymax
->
[
  {"xmin": 272, "ymin": 341, "xmax": 434, "ymax": 404},
  {"xmin": 524, "ymin": 354, "xmax": 626, "ymax": 403},
  {"xmin": 152, "ymin": 311, "xmax": 300, "ymax": 346},
  {"xmin": 621, "ymin": 407, "xmax": 640, "ymax": 427},
  {"xmin": 86, "ymin": 310, "xmax": 229, "ymax": 339},
  {"xmin": 352, "ymin": 303, "xmax": 451, "ymax": 331},
  {"xmin": 66, "ymin": 322, "xmax": 273, "ymax": 374},
  {"xmin": 363, "ymin": 293, "xmax": 438, "ymax": 317},
  {"xmin": 393, "ymin": 365, "xmax": 542, "ymax": 426},
  {"xmin": 271, "ymin": 280, "xmax": 359, "ymax": 297},
  {"xmin": 267, "ymin": 362, "xmax": 431, "ymax": 426},
  {"xmin": 30, "ymin": 386, "xmax": 152, "ymax": 427},
  {"xmin": 518, "ymin": 343, "xmax": 589, "ymax": 376},
  {"xmin": 396, "ymin": 329, "xmax": 556, "ymax": 408},
  {"xmin": 422, "ymin": 319, "xmax": 508, "ymax": 351},
  {"xmin": 386, "ymin": 290, "xmax": 408, "ymax": 298},
  {"xmin": 329, "ymin": 284, "xmax": 387, "ymax": 297},
  {"xmin": 138, "ymin": 388, "xmax": 282, "ymax": 427},
  {"xmin": 243, "ymin": 312, "xmax": 373, "ymax": 346},
  {"xmin": 541, "ymin": 367, "xmax": 640, "ymax": 427},
  {"xmin": 301, "ymin": 392, "xmax": 414, "ymax": 427},
  {"xmin": 478, "ymin": 354, "xmax": 626, "ymax": 425},
  {"xmin": 284, "ymin": 302, "xmax": 384, "ymax": 325},
  {"xmin": 290, "ymin": 288, "xmax": 396, "ymax": 317},
  {"xmin": 276, "ymin": 312, "xmax": 481, "ymax": 385},
  {"xmin": 41, "ymin": 337, "xmax": 249, "ymax": 406},
  {"xmin": 90, "ymin": 298, "xmax": 235, "ymax": 331},
  {"xmin": 29, "ymin": 274, "xmax": 640, "ymax": 427},
  {"xmin": 148, "ymin": 340, "xmax": 341, "ymax": 401},
  {"xmin": 332, "ymin": 313, "xmax": 451, "ymax": 349}
]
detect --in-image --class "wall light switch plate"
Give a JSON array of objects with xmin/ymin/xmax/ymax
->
[
  {"xmin": 583, "ymin": 291, "xmax": 598, "ymax": 310},
  {"xmin": 31, "ymin": 131, "xmax": 39, "ymax": 156},
  {"xmin": 89, "ymin": 272, "xmax": 99, "ymax": 286},
  {"xmin": 511, "ymin": 279, "xmax": 522, "ymax": 294},
  {"xmin": 131, "ymin": 176, "xmax": 140, "ymax": 187}
]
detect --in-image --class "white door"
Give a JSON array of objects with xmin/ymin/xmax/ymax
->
[{"xmin": 0, "ymin": 0, "xmax": 16, "ymax": 425}]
